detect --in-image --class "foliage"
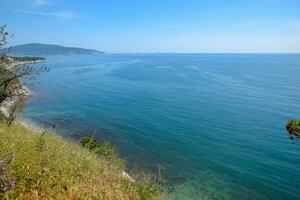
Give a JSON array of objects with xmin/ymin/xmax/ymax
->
[
  {"xmin": 286, "ymin": 119, "xmax": 300, "ymax": 138},
  {"xmin": 80, "ymin": 136, "xmax": 117, "ymax": 159},
  {"xmin": 0, "ymin": 122, "xmax": 163, "ymax": 199},
  {"xmin": 0, "ymin": 25, "xmax": 48, "ymax": 123},
  {"xmin": 0, "ymin": 25, "xmax": 13, "ymax": 52},
  {"xmin": 11, "ymin": 56, "xmax": 45, "ymax": 62}
]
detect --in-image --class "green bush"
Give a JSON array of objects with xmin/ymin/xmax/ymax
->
[
  {"xmin": 286, "ymin": 119, "xmax": 300, "ymax": 137},
  {"xmin": 80, "ymin": 137, "xmax": 116, "ymax": 159}
]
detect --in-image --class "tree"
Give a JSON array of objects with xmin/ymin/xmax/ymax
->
[{"xmin": 0, "ymin": 25, "xmax": 48, "ymax": 123}]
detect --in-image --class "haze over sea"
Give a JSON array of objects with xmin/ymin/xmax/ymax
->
[{"xmin": 21, "ymin": 54, "xmax": 300, "ymax": 200}]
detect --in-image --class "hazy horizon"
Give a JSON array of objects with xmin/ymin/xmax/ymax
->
[{"xmin": 10, "ymin": 42, "xmax": 300, "ymax": 54}]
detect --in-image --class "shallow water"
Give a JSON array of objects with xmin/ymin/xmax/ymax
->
[{"xmin": 21, "ymin": 54, "xmax": 300, "ymax": 199}]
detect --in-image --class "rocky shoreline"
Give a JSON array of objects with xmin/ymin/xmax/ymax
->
[{"xmin": 0, "ymin": 58, "xmax": 45, "ymax": 118}]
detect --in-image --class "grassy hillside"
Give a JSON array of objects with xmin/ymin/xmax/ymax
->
[{"xmin": 0, "ymin": 121, "xmax": 164, "ymax": 199}]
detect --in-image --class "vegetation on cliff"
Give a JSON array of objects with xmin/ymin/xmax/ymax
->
[
  {"xmin": 0, "ymin": 27, "xmax": 47, "ymax": 122},
  {"xmin": 286, "ymin": 119, "xmax": 300, "ymax": 139},
  {"xmin": 0, "ymin": 25, "xmax": 166, "ymax": 199},
  {"xmin": 0, "ymin": 122, "xmax": 163, "ymax": 199},
  {"xmin": 80, "ymin": 136, "xmax": 117, "ymax": 160}
]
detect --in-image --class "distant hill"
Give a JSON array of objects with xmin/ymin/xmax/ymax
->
[{"xmin": 6, "ymin": 43, "xmax": 104, "ymax": 55}]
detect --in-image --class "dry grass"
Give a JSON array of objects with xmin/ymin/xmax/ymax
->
[{"xmin": 0, "ymin": 122, "xmax": 164, "ymax": 200}]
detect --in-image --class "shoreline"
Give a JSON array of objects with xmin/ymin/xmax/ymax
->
[
  {"xmin": 0, "ymin": 58, "xmax": 45, "ymax": 118},
  {"xmin": 1, "ymin": 56, "xmax": 135, "ymax": 186},
  {"xmin": 15, "ymin": 114, "xmax": 136, "ymax": 182},
  {"xmin": 0, "ymin": 120, "xmax": 152, "ymax": 199},
  {"xmin": 15, "ymin": 114, "xmax": 45, "ymax": 133}
]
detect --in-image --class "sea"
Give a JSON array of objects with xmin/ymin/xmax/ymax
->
[{"xmin": 19, "ymin": 54, "xmax": 300, "ymax": 200}]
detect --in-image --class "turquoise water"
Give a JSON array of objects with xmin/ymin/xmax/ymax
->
[{"xmin": 21, "ymin": 54, "xmax": 300, "ymax": 199}]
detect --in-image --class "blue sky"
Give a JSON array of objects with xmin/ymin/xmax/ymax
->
[{"xmin": 1, "ymin": 0, "xmax": 300, "ymax": 53}]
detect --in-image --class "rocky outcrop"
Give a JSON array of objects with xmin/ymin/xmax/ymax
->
[
  {"xmin": 0, "ymin": 58, "xmax": 44, "ymax": 118},
  {"xmin": 0, "ymin": 84, "xmax": 31, "ymax": 118}
]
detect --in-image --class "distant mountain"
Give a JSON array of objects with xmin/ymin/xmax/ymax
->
[{"xmin": 6, "ymin": 43, "xmax": 104, "ymax": 55}]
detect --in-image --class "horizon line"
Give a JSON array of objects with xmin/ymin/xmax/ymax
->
[{"xmin": 9, "ymin": 43, "xmax": 300, "ymax": 55}]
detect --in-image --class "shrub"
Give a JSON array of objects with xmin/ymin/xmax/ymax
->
[
  {"xmin": 80, "ymin": 136, "xmax": 116, "ymax": 159},
  {"xmin": 286, "ymin": 119, "xmax": 300, "ymax": 138}
]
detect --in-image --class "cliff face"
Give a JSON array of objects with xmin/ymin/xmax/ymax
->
[
  {"xmin": 0, "ymin": 84, "xmax": 31, "ymax": 118},
  {"xmin": 0, "ymin": 57, "xmax": 43, "ymax": 118},
  {"xmin": 3, "ymin": 57, "xmax": 45, "ymax": 69}
]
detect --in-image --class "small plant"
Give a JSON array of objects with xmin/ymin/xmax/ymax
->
[
  {"xmin": 0, "ymin": 151, "xmax": 16, "ymax": 195},
  {"xmin": 36, "ymin": 133, "xmax": 47, "ymax": 152},
  {"xmin": 80, "ymin": 137, "xmax": 116, "ymax": 159},
  {"xmin": 286, "ymin": 119, "xmax": 300, "ymax": 139},
  {"xmin": 136, "ymin": 182, "xmax": 158, "ymax": 200}
]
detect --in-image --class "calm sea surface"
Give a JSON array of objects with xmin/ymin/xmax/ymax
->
[{"xmin": 21, "ymin": 54, "xmax": 300, "ymax": 200}]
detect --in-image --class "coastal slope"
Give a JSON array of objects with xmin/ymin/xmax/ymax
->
[
  {"xmin": 0, "ymin": 56, "xmax": 163, "ymax": 199},
  {"xmin": 0, "ymin": 57, "xmax": 45, "ymax": 118},
  {"xmin": 0, "ymin": 121, "xmax": 160, "ymax": 199}
]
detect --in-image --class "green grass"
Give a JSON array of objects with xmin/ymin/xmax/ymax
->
[
  {"xmin": 0, "ymin": 122, "xmax": 166, "ymax": 200},
  {"xmin": 80, "ymin": 137, "xmax": 117, "ymax": 160}
]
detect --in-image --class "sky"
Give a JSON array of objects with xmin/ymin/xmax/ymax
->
[{"xmin": 1, "ymin": 0, "xmax": 300, "ymax": 53}]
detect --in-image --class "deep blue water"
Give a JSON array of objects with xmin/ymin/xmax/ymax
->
[{"xmin": 21, "ymin": 54, "xmax": 300, "ymax": 200}]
